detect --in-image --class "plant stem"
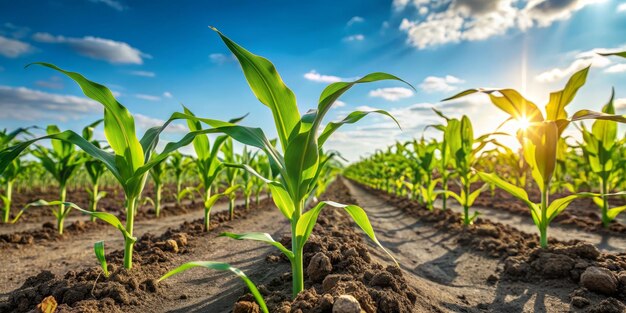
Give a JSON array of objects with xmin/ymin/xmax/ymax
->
[
  {"xmin": 442, "ymin": 175, "xmax": 448, "ymax": 211},
  {"xmin": 291, "ymin": 199, "xmax": 305, "ymax": 298},
  {"xmin": 539, "ymin": 187, "xmax": 549, "ymax": 248},
  {"xmin": 58, "ymin": 184, "xmax": 67, "ymax": 234},
  {"xmin": 90, "ymin": 183, "xmax": 99, "ymax": 222},
  {"xmin": 601, "ymin": 178, "xmax": 609, "ymax": 228},
  {"xmin": 3, "ymin": 181, "xmax": 13, "ymax": 223},
  {"xmin": 229, "ymin": 197, "xmax": 235, "ymax": 220},
  {"xmin": 203, "ymin": 187, "xmax": 211, "ymax": 231},
  {"xmin": 123, "ymin": 196, "xmax": 137, "ymax": 269},
  {"xmin": 462, "ymin": 175, "xmax": 470, "ymax": 226},
  {"xmin": 155, "ymin": 183, "xmax": 162, "ymax": 218}
]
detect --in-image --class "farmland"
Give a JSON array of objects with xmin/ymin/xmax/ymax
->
[{"xmin": 2, "ymin": 6, "xmax": 626, "ymax": 313}]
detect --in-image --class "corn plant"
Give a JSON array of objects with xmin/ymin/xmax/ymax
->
[
  {"xmin": 251, "ymin": 154, "xmax": 270, "ymax": 206},
  {"xmin": 31, "ymin": 125, "xmax": 90, "ymax": 233},
  {"xmin": 580, "ymin": 90, "xmax": 626, "ymax": 227},
  {"xmin": 221, "ymin": 137, "xmax": 242, "ymax": 220},
  {"xmin": 0, "ymin": 128, "xmax": 33, "ymax": 223},
  {"xmin": 172, "ymin": 28, "xmax": 407, "ymax": 298},
  {"xmin": 82, "ymin": 120, "xmax": 107, "ymax": 222},
  {"xmin": 238, "ymin": 146, "xmax": 259, "ymax": 209},
  {"xmin": 441, "ymin": 116, "xmax": 490, "ymax": 225},
  {"xmin": 148, "ymin": 154, "xmax": 168, "ymax": 217},
  {"xmin": 168, "ymin": 151, "xmax": 193, "ymax": 204},
  {"xmin": 447, "ymin": 66, "xmax": 626, "ymax": 247},
  {"xmin": 0, "ymin": 63, "xmax": 210, "ymax": 268},
  {"xmin": 183, "ymin": 106, "xmax": 242, "ymax": 230},
  {"xmin": 159, "ymin": 261, "xmax": 268, "ymax": 313}
]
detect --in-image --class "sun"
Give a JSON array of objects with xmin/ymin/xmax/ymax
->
[{"xmin": 512, "ymin": 117, "xmax": 531, "ymax": 132}]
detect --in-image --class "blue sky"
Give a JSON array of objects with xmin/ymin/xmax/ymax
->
[{"xmin": 1, "ymin": 0, "xmax": 625, "ymax": 160}]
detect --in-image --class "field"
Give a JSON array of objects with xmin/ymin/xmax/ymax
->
[{"xmin": 1, "ymin": 28, "xmax": 626, "ymax": 313}]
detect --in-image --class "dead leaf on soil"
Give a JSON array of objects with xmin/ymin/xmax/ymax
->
[{"xmin": 36, "ymin": 295, "xmax": 57, "ymax": 313}]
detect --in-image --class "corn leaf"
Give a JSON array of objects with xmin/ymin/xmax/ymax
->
[
  {"xmin": 318, "ymin": 110, "xmax": 400, "ymax": 147},
  {"xmin": 545, "ymin": 66, "xmax": 589, "ymax": 121},
  {"xmin": 94, "ymin": 241, "xmax": 110, "ymax": 278},
  {"xmin": 220, "ymin": 232, "xmax": 293, "ymax": 259},
  {"xmin": 159, "ymin": 261, "xmax": 268, "ymax": 313},
  {"xmin": 295, "ymin": 201, "xmax": 396, "ymax": 264},
  {"xmin": 211, "ymin": 27, "xmax": 299, "ymax": 152}
]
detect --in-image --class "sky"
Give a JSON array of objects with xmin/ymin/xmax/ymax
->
[{"xmin": 1, "ymin": 0, "xmax": 626, "ymax": 161}]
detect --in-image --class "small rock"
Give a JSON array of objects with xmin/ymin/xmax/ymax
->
[
  {"xmin": 580, "ymin": 266, "xmax": 618, "ymax": 295},
  {"xmin": 160, "ymin": 239, "xmax": 179, "ymax": 253},
  {"xmin": 617, "ymin": 271, "xmax": 626, "ymax": 287},
  {"xmin": 333, "ymin": 295, "xmax": 361, "ymax": 313},
  {"xmin": 171, "ymin": 233, "xmax": 188, "ymax": 247},
  {"xmin": 307, "ymin": 252, "xmax": 332, "ymax": 283},
  {"xmin": 571, "ymin": 296, "xmax": 590, "ymax": 308},
  {"xmin": 369, "ymin": 271, "xmax": 394, "ymax": 288},
  {"xmin": 233, "ymin": 301, "xmax": 260, "ymax": 313}
]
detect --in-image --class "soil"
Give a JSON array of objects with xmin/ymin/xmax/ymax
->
[
  {"xmin": 3, "ymin": 178, "xmax": 626, "ymax": 312},
  {"xmin": 354, "ymin": 179, "xmax": 626, "ymax": 312}
]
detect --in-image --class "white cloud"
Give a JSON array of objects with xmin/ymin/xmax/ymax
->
[
  {"xmin": 135, "ymin": 94, "xmax": 161, "ymax": 101},
  {"xmin": 343, "ymin": 34, "xmax": 365, "ymax": 41},
  {"xmin": 535, "ymin": 47, "xmax": 623, "ymax": 82},
  {"xmin": 35, "ymin": 76, "xmax": 64, "ymax": 89},
  {"xmin": 333, "ymin": 100, "xmax": 347, "ymax": 108},
  {"xmin": 605, "ymin": 63, "xmax": 626, "ymax": 73},
  {"xmin": 616, "ymin": 98, "xmax": 626, "ymax": 110},
  {"xmin": 88, "ymin": 0, "xmax": 125, "ymax": 11},
  {"xmin": 397, "ymin": 0, "xmax": 602, "ymax": 49},
  {"xmin": 303, "ymin": 70, "xmax": 350, "ymax": 83},
  {"xmin": 134, "ymin": 114, "xmax": 187, "ymax": 134},
  {"xmin": 347, "ymin": 16, "xmax": 365, "ymax": 26},
  {"xmin": 209, "ymin": 53, "xmax": 235, "ymax": 64},
  {"xmin": 419, "ymin": 75, "xmax": 465, "ymax": 93},
  {"xmin": 1, "ymin": 23, "xmax": 31, "ymax": 39},
  {"xmin": 163, "ymin": 91, "xmax": 173, "ymax": 98},
  {"xmin": 0, "ymin": 36, "xmax": 33, "ymax": 58},
  {"xmin": 619, "ymin": 3, "xmax": 626, "ymax": 12},
  {"xmin": 0, "ymin": 85, "xmax": 100, "ymax": 121},
  {"xmin": 129, "ymin": 70, "xmax": 155, "ymax": 77},
  {"xmin": 33, "ymin": 32, "xmax": 149, "ymax": 64},
  {"xmin": 369, "ymin": 87, "xmax": 414, "ymax": 101}
]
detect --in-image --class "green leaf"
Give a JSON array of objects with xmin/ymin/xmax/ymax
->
[
  {"xmin": 32, "ymin": 200, "xmax": 135, "ymax": 242},
  {"xmin": 28, "ymin": 63, "xmax": 144, "ymax": 176},
  {"xmin": 477, "ymin": 172, "xmax": 534, "ymax": 209},
  {"xmin": 547, "ymin": 193, "xmax": 597, "ymax": 222},
  {"xmin": 211, "ymin": 27, "xmax": 299, "ymax": 152},
  {"xmin": 607, "ymin": 205, "xmax": 626, "ymax": 220},
  {"xmin": 318, "ymin": 110, "xmax": 400, "ymax": 147},
  {"xmin": 546, "ymin": 66, "xmax": 589, "ymax": 121},
  {"xmin": 94, "ymin": 241, "xmax": 110, "ymax": 278},
  {"xmin": 268, "ymin": 182, "xmax": 294, "ymax": 219},
  {"xmin": 159, "ymin": 261, "xmax": 268, "ymax": 313},
  {"xmin": 598, "ymin": 51, "xmax": 626, "ymax": 58},
  {"xmin": 220, "ymin": 232, "xmax": 293, "ymax": 260}
]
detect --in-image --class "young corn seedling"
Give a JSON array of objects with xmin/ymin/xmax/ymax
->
[
  {"xmin": 221, "ymin": 137, "xmax": 242, "ymax": 220},
  {"xmin": 31, "ymin": 125, "xmax": 89, "ymax": 233},
  {"xmin": 238, "ymin": 146, "xmax": 259, "ymax": 210},
  {"xmin": 579, "ymin": 90, "xmax": 626, "ymax": 227},
  {"xmin": 446, "ymin": 66, "xmax": 626, "ymax": 247},
  {"xmin": 168, "ymin": 151, "xmax": 193, "ymax": 205},
  {"xmin": 159, "ymin": 261, "xmax": 268, "ymax": 313},
  {"xmin": 173, "ymin": 28, "xmax": 409, "ymax": 297},
  {"xmin": 148, "ymin": 154, "xmax": 168, "ymax": 217},
  {"xmin": 442, "ymin": 116, "xmax": 491, "ymax": 225},
  {"xmin": 82, "ymin": 120, "xmax": 107, "ymax": 222},
  {"xmin": 0, "ymin": 127, "xmax": 33, "ymax": 223},
  {"xmin": 183, "ymin": 106, "xmax": 243, "ymax": 230},
  {"xmin": 0, "ymin": 63, "xmax": 209, "ymax": 268}
]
